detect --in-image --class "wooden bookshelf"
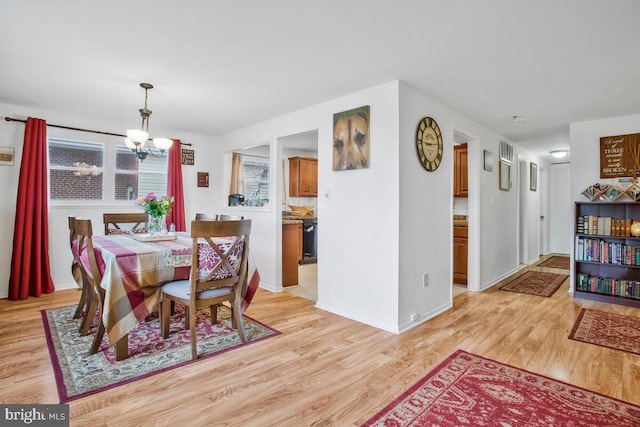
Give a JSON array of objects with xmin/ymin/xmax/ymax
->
[{"xmin": 574, "ymin": 201, "xmax": 640, "ymax": 308}]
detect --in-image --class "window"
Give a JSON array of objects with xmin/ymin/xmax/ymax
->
[
  {"xmin": 48, "ymin": 138, "xmax": 168, "ymax": 202},
  {"xmin": 115, "ymin": 146, "xmax": 168, "ymax": 201},
  {"xmin": 49, "ymin": 139, "xmax": 104, "ymax": 200},
  {"xmin": 242, "ymin": 155, "xmax": 270, "ymax": 207}
]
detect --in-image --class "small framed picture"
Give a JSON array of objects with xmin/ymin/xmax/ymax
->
[
  {"xmin": 499, "ymin": 161, "xmax": 510, "ymax": 191},
  {"xmin": 483, "ymin": 150, "xmax": 493, "ymax": 172},
  {"xmin": 0, "ymin": 147, "xmax": 15, "ymax": 166},
  {"xmin": 197, "ymin": 172, "xmax": 209, "ymax": 187},
  {"xmin": 530, "ymin": 162, "xmax": 537, "ymax": 191},
  {"xmin": 182, "ymin": 149, "xmax": 195, "ymax": 166}
]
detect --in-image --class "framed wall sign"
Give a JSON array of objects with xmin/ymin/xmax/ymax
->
[
  {"xmin": 197, "ymin": 172, "xmax": 209, "ymax": 187},
  {"xmin": 0, "ymin": 147, "xmax": 15, "ymax": 165},
  {"xmin": 600, "ymin": 133, "xmax": 640, "ymax": 178},
  {"xmin": 499, "ymin": 161, "xmax": 510, "ymax": 191},
  {"xmin": 530, "ymin": 162, "xmax": 537, "ymax": 191},
  {"xmin": 182, "ymin": 149, "xmax": 195, "ymax": 166}
]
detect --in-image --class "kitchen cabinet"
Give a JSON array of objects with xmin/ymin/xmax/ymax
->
[
  {"xmin": 454, "ymin": 144, "xmax": 468, "ymax": 197},
  {"xmin": 282, "ymin": 222, "xmax": 302, "ymax": 286},
  {"xmin": 453, "ymin": 225, "xmax": 468, "ymax": 285},
  {"xmin": 289, "ymin": 156, "xmax": 318, "ymax": 197}
]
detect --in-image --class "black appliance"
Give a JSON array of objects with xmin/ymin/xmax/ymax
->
[
  {"xmin": 228, "ymin": 193, "xmax": 245, "ymax": 206},
  {"xmin": 300, "ymin": 218, "xmax": 317, "ymax": 264}
]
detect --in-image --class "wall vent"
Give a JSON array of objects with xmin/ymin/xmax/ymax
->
[{"xmin": 499, "ymin": 141, "xmax": 514, "ymax": 164}]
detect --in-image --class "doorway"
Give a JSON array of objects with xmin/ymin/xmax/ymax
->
[
  {"xmin": 517, "ymin": 156, "xmax": 542, "ymax": 267},
  {"xmin": 518, "ymin": 157, "xmax": 528, "ymax": 266},
  {"xmin": 452, "ymin": 131, "xmax": 469, "ymax": 298},
  {"xmin": 278, "ymin": 130, "xmax": 319, "ymax": 302}
]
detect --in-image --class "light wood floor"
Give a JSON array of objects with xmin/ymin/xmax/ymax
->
[
  {"xmin": 283, "ymin": 263, "xmax": 317, "ymax": 301},
  {"xmin": 1, "ymin": 255, "xmax": 639, "ymax": 426}
]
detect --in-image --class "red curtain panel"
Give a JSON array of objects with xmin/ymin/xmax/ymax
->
[
  {"xmin": 8, "ymin": 117, "xmax": 55, "ymax": 299},
  {"xmin": 166, "ymin": 138, "xmax": 186, "ymax": 231}
]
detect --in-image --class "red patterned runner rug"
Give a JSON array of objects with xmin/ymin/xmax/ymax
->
[
  {"xmin": 537, "ymin": 255, "xmax": 570, "ymax": 270},
  {"xmin": 499, "ymin": 270, "xmax": 568, "ymax": 297},
  {"xmin": 569, "ymin": 308, "xmax": 640, "ymax": 355},
  {"xmin": 362, "ymin": 350, "xmax": 640, "ymax": 426}
]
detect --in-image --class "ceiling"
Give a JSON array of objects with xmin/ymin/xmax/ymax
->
[{"xmin": 1, "ymin": 1, "xmax": 639, "ymax": 163}]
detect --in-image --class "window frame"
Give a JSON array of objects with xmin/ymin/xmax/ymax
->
[{"xmin": 48, "ymin": 136, "xmax": 169, "ymax": 207}]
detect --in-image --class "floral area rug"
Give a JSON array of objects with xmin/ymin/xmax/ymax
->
[
  {"xmin": 498, "ymin": 270, "xmax": 568, "ymax": 297},
  {"xmin": 42, "ymin": 304, "xmax": 279, "ymax": 403},
  {"xmin": 362, "ymin": 350, "xmax": 640, "ymax": 426},
  {"xmin": 569, "ymin": 308, "xmax": 640, "ymax": 355},
  {"xmin": 537, "ymin": 255, "xmax": 570, "ymax": 270}
]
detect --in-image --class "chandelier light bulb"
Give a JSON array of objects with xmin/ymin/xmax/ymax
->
[
  {"xmin": 153, "ymin": 137, "xmax": 173, "ymax": 151},
  {"xmin": 126, "ymin": 129, "xmax": 149, "ymax": 144},
  {"xmin": 124, "ymin": 138, "xmax": 137, "ymax": 149}
]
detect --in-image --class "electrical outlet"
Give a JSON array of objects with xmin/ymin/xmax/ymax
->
[
  {"xmin": 410, "ymin": 313, "xmax": 418, "ymax": 321},
  {"xmin": 423, "ymin": 273, "xmax": 429, "ymax": 287}
]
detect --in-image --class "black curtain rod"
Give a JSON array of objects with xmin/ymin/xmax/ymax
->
[{"xmin": 3, "ymin": 116, "xmax": 192, "ymax": 146}]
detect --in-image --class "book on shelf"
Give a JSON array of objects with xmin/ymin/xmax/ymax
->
[
  {"xmin": 574, "ymin": 236, "xmax": 640, "ymax": 265},
  {"xmin": 579, "ymin": 215, "xmax": 632, "ymax": 237},
  {"xmin": 575, "ymin": 273, "xmax": 640, "ymax": 300}
]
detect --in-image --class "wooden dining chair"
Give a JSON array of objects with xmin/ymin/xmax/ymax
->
[
  {"xmin": 195, "ymin": 213, "xmax": 218, "ymax": 220},
  {"xmin": 160, "ymin": 219, "xmax": 252, "ymax": 360},
  {"xmin": 74, "ymin": 218, "xmax": 107, "ymax": 354},
  {"xmin": 103, "ymin": 212, "xmax": 148, "ymax": 235},
  {"xmin": 218, "ymin": 214, "xmax": 244, "ymax": 220},
  {"xmin": 69, "ymin": 217, "xmax": 89, "ymax": 325}
]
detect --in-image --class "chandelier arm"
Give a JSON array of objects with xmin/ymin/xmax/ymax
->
[{"xmin": 145, "ymin": 142, "xmax": 165, "ymax": 158}]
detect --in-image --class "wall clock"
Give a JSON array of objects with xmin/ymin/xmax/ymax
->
[{"xmin": 416, "ymin": 116, "xmax": 443, "ymax": 171}]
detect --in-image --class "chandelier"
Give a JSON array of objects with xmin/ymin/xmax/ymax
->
[{"xmin": 124, "ymin": 82, "xmax": 173, "ymax": 161}]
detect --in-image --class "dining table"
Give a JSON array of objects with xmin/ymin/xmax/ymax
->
[{"xmin": 85, "ymin": 231, "xmax": 260, "ymax": 361}]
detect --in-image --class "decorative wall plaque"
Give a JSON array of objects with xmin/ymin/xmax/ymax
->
[
  {"xmin": 600, "ymin": 133, "xmax": 640, "ymax": 178},
  {"xmin": 0, "ymin": 147, "xmax": 14, "ymax": 165},
  {"xmin": 197, "ymin": 172, "xmax": 209, "ymax": 187},
  {"xmin": 181, "ymin": 149, "xmax": 195, "ymax": 166}
]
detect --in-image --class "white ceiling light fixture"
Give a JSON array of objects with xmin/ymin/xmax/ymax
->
[
  {"xmin": 511, "ymin": 115, "xmax": 526, "ymax": 124},
  {"xmin": 550, "ymin": 150, "xmax": 569, "ymax": 159},
  {"xmin": 124, "ymin": 83, "xmax": 173, "ymax": 161}
]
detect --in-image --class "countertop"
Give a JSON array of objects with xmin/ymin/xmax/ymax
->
[
  {"xmin": 283, "ymin": 219, "xmax": 303, "ymax": 225},
  {"xmin": 453, "ymin": 215, "xmax": 468, "ymax": 227}
]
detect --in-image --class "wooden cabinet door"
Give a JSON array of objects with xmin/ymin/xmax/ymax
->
[
  {"xmin": 299, "ymin": 158, "xmax": 318, "ymax": 197},
  {"xmin": 289, "ymin": 157, "xmax": 318, "ymax": 197},
  {"xmin": 453, "ymin": 227, "xmax": 468, "ymax": 285},
  {"xmin": 282, "ymin": 222, "xmax": 302, "ymax": 286},
  {"xmin": 454, "ymin": 144, "xmax": 468, "ymax": 197}
]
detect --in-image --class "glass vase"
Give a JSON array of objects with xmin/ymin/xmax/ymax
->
[{"xmin": 148, "ymin": 215, "xmax": 165, "ymax": 235}]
